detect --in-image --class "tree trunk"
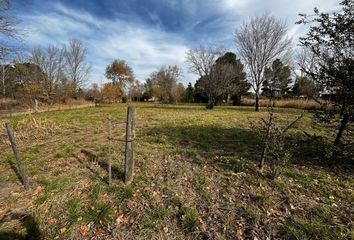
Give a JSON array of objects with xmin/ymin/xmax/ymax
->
[
  {"xmin": 258, "ymin": 110, "xmax": 273, "ymax": 171},
  {"xmin": 232, "ymin": 95, "xmax": 242, "ymax": 106},
  {"xmin": 206, "ymin": 95, "xmax": 215, "ymax": 109},
  {"xmin": 255, "ymin": 93, "xmax": 260, "ymax": 112},
  {"xmin": 330, "ymin": 113, "xmax": 349, "ymax": 163},
  {"xmin": 207, "ymin": 99, "xmax": 214, "ymax": 109},
  {"xmin": 333, "ymin": 114, "xmax": 349, "ymax": 147}
]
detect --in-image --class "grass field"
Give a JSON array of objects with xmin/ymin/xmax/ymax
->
[{"xmin": 0, "ymin": 103, "xmax": 353, "ymax": 239}]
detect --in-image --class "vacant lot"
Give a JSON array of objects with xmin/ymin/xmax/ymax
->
[{"xmin": 0, "ymin": 103, "xmax": 353, "ymax": 239}]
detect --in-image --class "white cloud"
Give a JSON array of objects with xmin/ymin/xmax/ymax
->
[
  {"xmin": 18, "ymin": 0, "xmax": 342, "ymax": 86},
  {"xmin": 20, "ymin": 3, "xmax": 194, "ymax": 85}
]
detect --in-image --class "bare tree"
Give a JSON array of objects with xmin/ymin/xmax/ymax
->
[
  {"xmin": 127, "ymin": 79, "xmax": 144, "ymax": 101},
  {"xmin": 64, "ymin": 39, "xmax": 91, "ymax": 91},
  {"xmin": 150, "ymin": 65, "xmax": 182, "ymax": 104},
  {"xmin": 196, "ymin": 63, "xmax": 237, "ymax": 109},
  {"xmin": 234, "ymin": 13, "xmax": 292, "ymax": 111},
  {"xmin": 294, "ymin": 47, "xmax": 322, "ymax": 101},
  {"xmin": 31, "ymin": 45, "xmax": 65, "ymax": 98},
  {"xmin": 185, "ymin": 46, "xmax": 225, "ymax": 108},
  {"xmin": 0, "ymin": 0, "xmax": 23, "ymax": 98},
  {"xmin": 0, "ymin": 0, "xmax": 20, "ymax": 39}
]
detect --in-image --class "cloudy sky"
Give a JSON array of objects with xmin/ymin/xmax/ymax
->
[{"xmin": 10, "ymin": 0, "xmax": 340, "ymax": 86}]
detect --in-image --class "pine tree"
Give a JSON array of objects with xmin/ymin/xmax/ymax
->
[{"xmin": 262, "ymin": 59, "xmax": 291, "ymax": 99}]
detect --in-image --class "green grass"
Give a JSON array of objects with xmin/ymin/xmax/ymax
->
[{"xmin": 0, "ymin": 102, "xmax": 352, "ymax": 239}]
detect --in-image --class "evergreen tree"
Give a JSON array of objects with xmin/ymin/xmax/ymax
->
[
  {"xmin": 185, "ymin": 82, "xmax": 195, "ymax": 103},
  {"xmin": 291, "ymin": 75, "xmax": 317, "ymax": 98},
  {"xmin": 297, "ymin": 0, "xmax": 354, "ymax": 160},
  {"xmin": 262, "ymin": 59, "xmax": 291, "ymax": 99}
]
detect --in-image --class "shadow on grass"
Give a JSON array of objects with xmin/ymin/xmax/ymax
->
[
  {"xmin": 138, "ymin": 104, "xmax": 206, "ymax": 111},
  {"xmin": 143, "ymin": 124, "xmax": 262, "ymax": 172},
  {"xmin": 0, "ymin": 213, "xmax": 40, "ymax": 240},
  {"xmin": 288, "ymin": 134, "xmax": 354, "ymax": 167},
  {"xmin": 77, "ymin": 149, "xmax": 125, "ymax": 183},
  {"xmin": 143, "ymin": 124, "xmax": 352, "ymax": 170},
  {"xmin": 139, "ymin": 104, "xmax": 261, "ymax": 113}
]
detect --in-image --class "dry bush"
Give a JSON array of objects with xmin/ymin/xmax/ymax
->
[{"xmin": 241, "ymin": 98, "xmax": 322, "ymax": 110}]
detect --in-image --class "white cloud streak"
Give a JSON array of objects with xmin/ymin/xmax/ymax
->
[
  {"xmin": 19, "ymin": 0, "xmax": 342, "ymax": 86},
  {"xmin": 21, "ymin": 3, "xmax": 193, "ymax": 85}
]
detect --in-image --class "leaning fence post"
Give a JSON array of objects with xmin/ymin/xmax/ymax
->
[
  {"xmin": 124, "ymin": 106, "xmax": 136, "ymax": 184},
  {"xmin": 5, "ymin": 123, "xmax": 30, "ymax": 190},
  {"xmin": 107, "ymin": 116, "xmax": 112, "ymax": 186}
]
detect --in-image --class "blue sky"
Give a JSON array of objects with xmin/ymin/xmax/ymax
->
[{"xmin": 10, "ymin": 0, "xmax": 340, "ymax": 86}]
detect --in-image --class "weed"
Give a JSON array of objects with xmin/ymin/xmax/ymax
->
[
  {"xmin": 237, "ymin": 205, "xmax": 260, "ymax": 225},
  {"xmin": 66, "ymin": 198, "xmax": 81, "ymax": 221},
  {"xmin": 120, "ymin": 186, "xmax": 134, "ymax": 200},
  {"xmin": 179, "ymin": 207, "xmax": 199, "ymax": 233},
  {"xmin": 84, "ymin": 202, "xmax": 114, "ymax": 226}
]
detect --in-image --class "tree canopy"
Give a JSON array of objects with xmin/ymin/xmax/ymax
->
[
  {"xmin": 297, "ymin": 0, "xmax": 354, "ymax": 158},
  {"xmin": 234, "ymin": 13, "xmax": 292, "ymax": 111},
  {"xmin": 105, "ymin": 59, "xmax": 134, "ymax": 88},
  {"xmin": 262, "ymin": 59, "xmax": 292, "ymax": 98}
]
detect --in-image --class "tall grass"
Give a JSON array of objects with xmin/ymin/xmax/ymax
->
[
  {"xmin": 0, "ymin": 98, "xmax": 20, "ymax": 109},
  {"xmin": 241, "ymin": 98, "xmax": 323, "ymax": 110}
]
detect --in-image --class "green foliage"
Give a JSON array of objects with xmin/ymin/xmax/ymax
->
[
  {"xmin": 185, "ymin": 82, "xmax": 195, "ymax": 103},
  {"xmin": 262, "ymin": 59, "xmax": 292, "ymax": 98},
  {"xmin": 180, "ymin": 207, "xmax": 199, "ymax": 233},
  {"xmin": 297, "ymin": 0, "xmax": 354, "ymax": 155},
  {"xmin": 65, "ymin": 198, "xmax": 81, "ymax": 221},
  {"xmin": 237, "ymin": 205, "xmax": 260, "ymax": 225},
  {"xmin": 281, "ymin": 206, "xmax": 348, "ymax": 240},
  {"xmin": 116, "ymin": 186, "xmax": 134, "ymax": 201},
  {"xmin": 84, "ymin": 202, "xmax": 114, "ymax": 226},
  {"xmin": 291, "ymin": 75, "xmax": 317, "ymax": 97},
  {"xmin": 195, "ymin": 51, "xmax": 249, "ymax": 109},
  {"xmin": 255, "ymin": 107, "xmax": 303, "ymax": 178}
]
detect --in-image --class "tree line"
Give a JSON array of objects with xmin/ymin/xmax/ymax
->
[{"xmin": 1, "ymin": 39, "xmax": 91, "ymax": 103}]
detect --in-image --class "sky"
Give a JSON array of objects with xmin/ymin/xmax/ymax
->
[{"xmin": 9, "ymin": 0, "xmax": 340, "ymax": 86}]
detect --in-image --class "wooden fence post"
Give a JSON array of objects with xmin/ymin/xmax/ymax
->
[
  {"xmin": 124, "ymin": 106, "xmax": 136, "ymax": 184},
  {"xmin": 107, "ymin": 116, "xmax": 112, "ymax": 186},
  {"xmin": 5, "ymin": 123, "xmax": 30, "ymax": 190}
]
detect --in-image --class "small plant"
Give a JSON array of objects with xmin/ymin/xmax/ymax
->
[
  {"xmin": 66, "ymin": 198, "xmax": 81, "ymax": 221},
  {"xmin": 255, "ymin": 105, "xmax": 303, "ymax": 179},
  {"xmin": 117, "ymin": 186, "xmax": 133, "ymax": 201},
  {"xmin": 179, "ymin": 207, "xmax": 199, "ymax": 233},
  {"xmin": 84, "ymin": 202, "xmax": 114, "ymax": 226},
  {"xmin": 237, "ymin": 205, "xmax": 260, "ymax": 225}
]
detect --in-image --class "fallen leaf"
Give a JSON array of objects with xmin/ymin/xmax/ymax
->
[
  {"xmin": 289, "ymin": 203, "xmax": 295, "ymax": 210},
  {"xmin": 80, "ymin": 225, "xmax": 89, "ymax": 237},
  {"xmin": 236, "ymin": 227, "xmax": 244, "ymax": 240},
  {"xmin": 116, "ymin": 214, "xmax": 125, "ymax": 224},
  {"xmin": 49, "ymin": 218, "xmax": 58, "ymax": 224},
  {"xmin": 163, "ymin": 226, "xmax": 169, "ymax": 233}
]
